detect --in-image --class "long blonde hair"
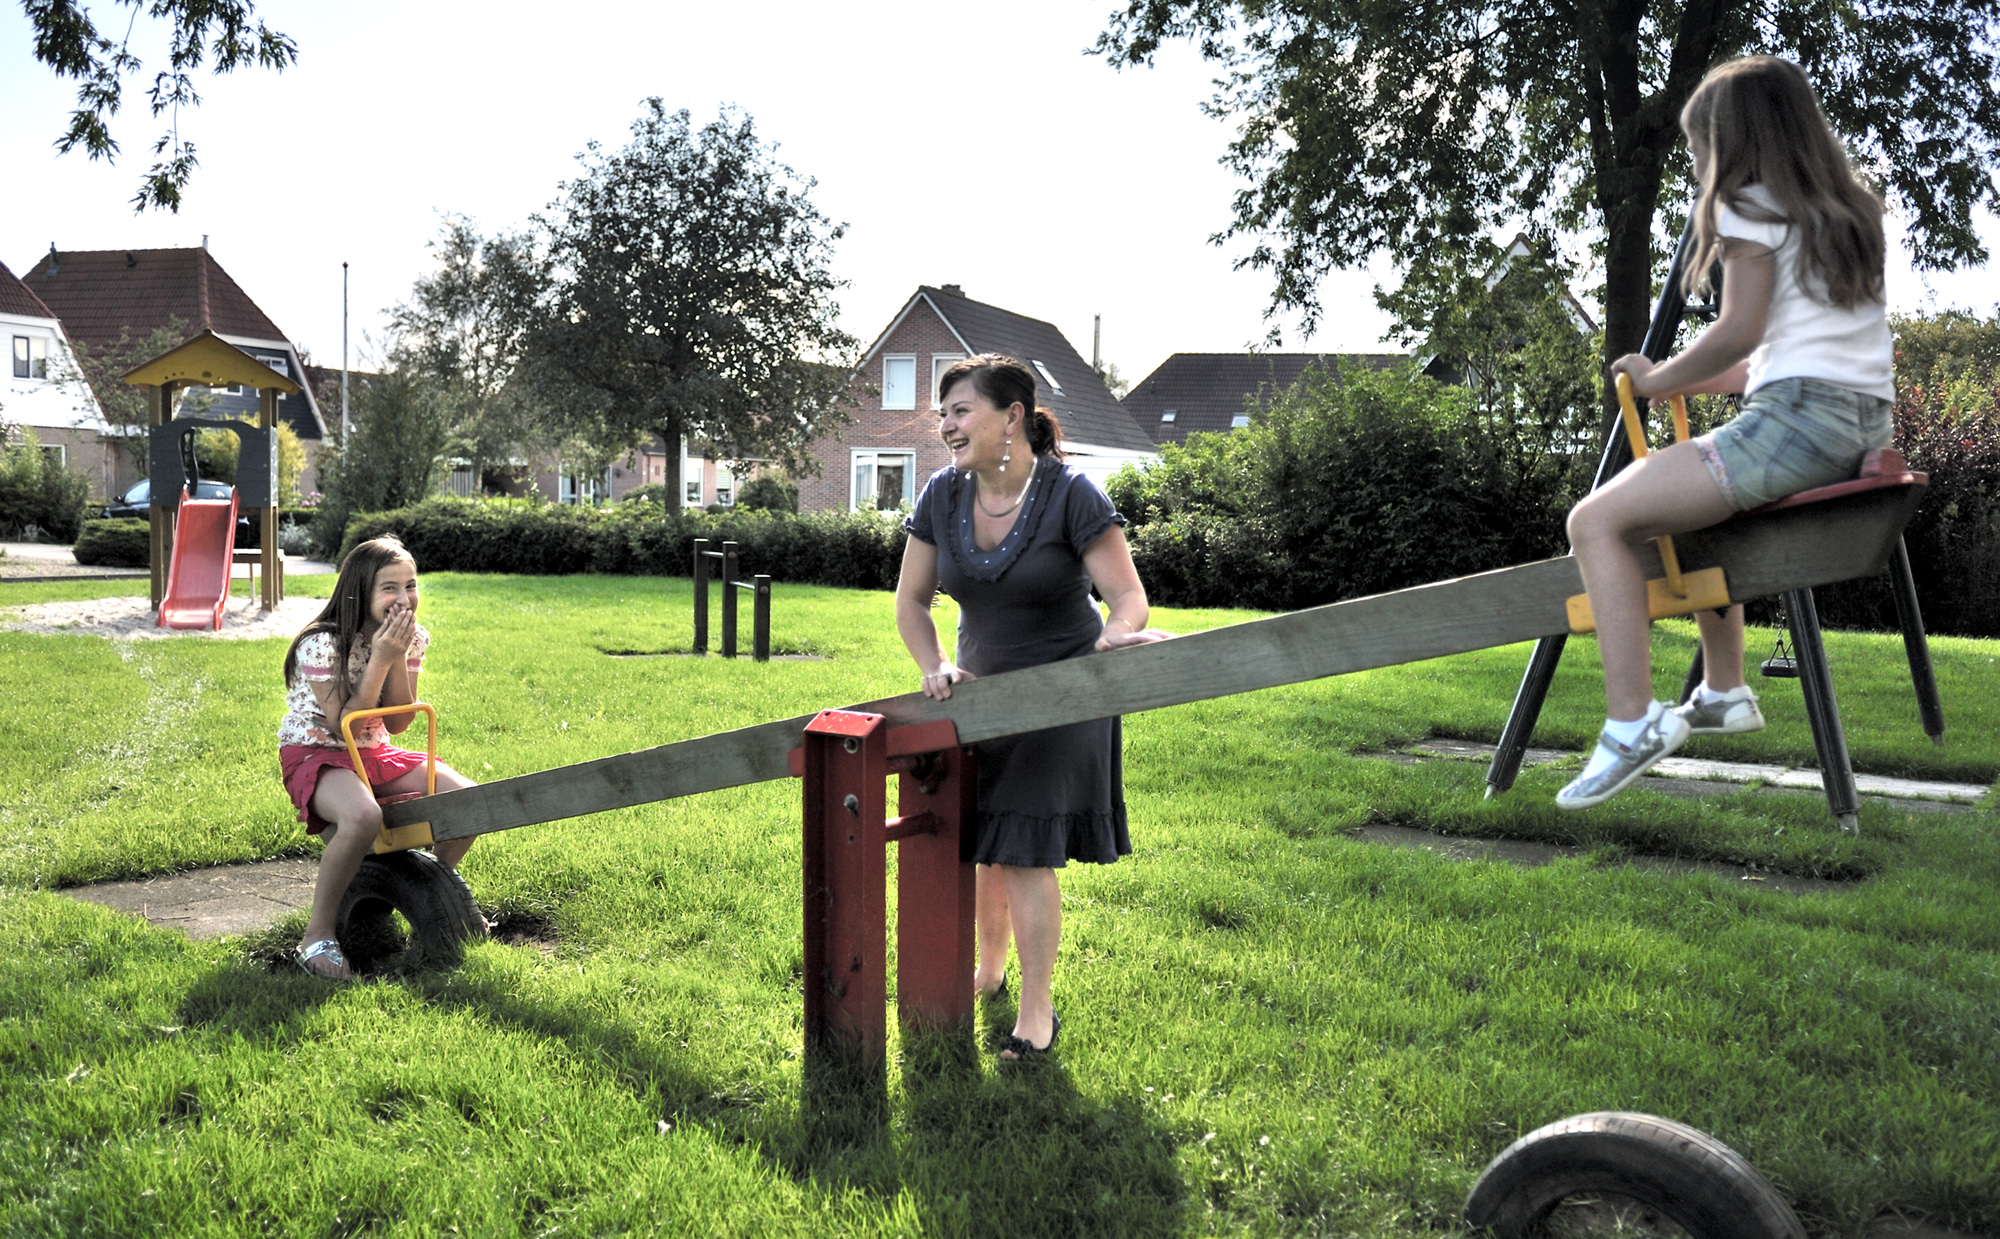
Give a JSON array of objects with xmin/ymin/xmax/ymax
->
[{"xmin": 1681, "ymin": 56, "xmax": 1885, "ymax": 310}]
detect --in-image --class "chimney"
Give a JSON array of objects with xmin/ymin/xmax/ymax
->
[
  {"xmin": 939, "ymin": 283, "xmax": 963, "ymax": 296},
  {"xmin": 46, "ymin": 243, "xmax": 59, "ymax": 276},
  {"xmin": 201, "ymin": 234, "xmax": 209, "ymax": 249}
]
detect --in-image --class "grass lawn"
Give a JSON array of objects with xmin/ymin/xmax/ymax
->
[{"xmin": 1, "ymin": 573, "xmax": 1995, "ymax": 1237}]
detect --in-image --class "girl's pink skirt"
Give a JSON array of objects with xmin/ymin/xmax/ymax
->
[{"xmin": 280, "ymin": 744, "xmax": 428, "ymax": 834}]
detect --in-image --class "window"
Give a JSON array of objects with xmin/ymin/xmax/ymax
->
[
  {"xmin": 851, "ymin": 450, "xmax": 915, "ymax": 511},
  {"xmin": 264, "ymin": 355, "xmax": 288, "ymax": 376},
  {"xmin": 560, "ymin": 465, "xmax": 608, "ymax": 505},
  {"xmin": 1159, "ymin": 409, "xmax": 1177, "ymax": 423},
  {"xmin": 685, "ymin": 477, "xmax": 703, "ymax": 505},
  {"xmin": 882, "ymin": 355, "xmax": 916, "ymax": 409},
  {"xmin": 1230, "ymin": 415, "xmax": 1252, "ymax": 429},
  {"xmin": 12, "ymin": 336, "xmax": 48, "ymax": 380},
  {"xmin": 930, "ymin": 353, "xmax": 965, "ymax": 408},
  {"xmin": 1031, "ymin": 359, "xmax": 1063, "ymax": 395},
  {"xmin": 39, "ymin": 444, "xmax": 65, "ymax": 468},
  {"xmin": 714, "ymin": 461, "xmax": 734, "ymax": 506}
]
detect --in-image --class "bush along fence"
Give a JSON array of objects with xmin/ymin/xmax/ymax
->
[
  {"xmin": 338, "ymin": 497, "xmax": 907, "ymax": 591},
  {"xmin": 693, "ymin": 539, "xmax": 771, "ymax": 660}
]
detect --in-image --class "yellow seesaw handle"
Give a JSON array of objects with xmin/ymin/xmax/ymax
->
[
  {"xmin": 339, "ymin": 703, "xmax": 438, "ymax": 853},
  {"xmin": 1614, "ymin": 372, "xmax": 1690, "ymax": 599}
]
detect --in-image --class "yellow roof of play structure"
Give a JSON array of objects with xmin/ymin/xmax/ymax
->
[{"xmin": 122, "ymin": 328, "xmax": 301, "ymax": 395}]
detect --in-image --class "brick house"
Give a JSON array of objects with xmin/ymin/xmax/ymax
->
[
  {"xmin": 1123, "ymin": 353, "xmax": 1405, "ymax": 446},
  {"xmin": 0, "ymin": 259, "xmax": 116, "ymax": 500},
  {"xmin": 22, "ymin": 244, "xmax": 329, "ymax": 497},
  {"xmin": 798, "ymin": 285, "xmax": 1157, "ymax": 513}
]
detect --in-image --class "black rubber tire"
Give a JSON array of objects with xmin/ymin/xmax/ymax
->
[
  {"xmin": 336, "ymin": 850, "xmax": 486, "ymax": 971},
  {"xmin": 1463, "ymin": 1111, "xmax": 1806, "ymax": 1239}
]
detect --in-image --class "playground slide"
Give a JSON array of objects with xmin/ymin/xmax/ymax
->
[{"xmin": 156, "ymin": 486, "xmax": 239, "ymax": 630}]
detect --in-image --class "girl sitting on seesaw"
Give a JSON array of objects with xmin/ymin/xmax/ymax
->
[
  {"xmin": 1558, "ymin": 55, "xmax": 1893, "ymax": 809},
  {"xmin": 278, "ymin": 536, "xmax": 478, "ymax": 977}
]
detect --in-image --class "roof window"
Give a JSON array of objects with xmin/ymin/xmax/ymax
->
[
  {"xmin": 1031, "ymin": 360, "xmax": 1063, "ymax": 395},
  {"xmin": 1159, "ymin": 409, "xmax": 1177, "ymax": 423},
  {"xmin": 1230, "ymin": 415, "xmax": 1251, "ymax": 429}
]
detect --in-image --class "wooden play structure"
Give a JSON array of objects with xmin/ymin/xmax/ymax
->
[
  {"xmin": 343, "ymin": 442, "xmax": 1924, "ymax": 1055},
  {"xmin": 122, "ymin": 330, "xmax": 294, "ymax": 624}
]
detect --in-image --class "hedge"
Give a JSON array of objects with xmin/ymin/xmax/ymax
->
[
  {"xmin": 339, "ymin": 498, "xmax": 908, "ymax": 590},
  {"xmin": 72, "ymin": 518, "xmax": 150, "ymax": 568}
]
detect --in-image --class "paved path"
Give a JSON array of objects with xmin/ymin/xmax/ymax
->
[
  {"xmin": 1397, "ymin": 737, "xmax": 1991, "ymax": 807},
  {"xmin": 66, "ymin": 857, "xmax": 319, "ymax": 939},
  {"xmin": 1, "ymin": 540, "xmax": 335, "ymax": 582}
]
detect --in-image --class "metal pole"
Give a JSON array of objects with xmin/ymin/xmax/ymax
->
[
  {"xmin": 1785, "ymin": 588, "xmax": 1861, "ymax": 833},
  {"xmin": 692, "ymin": 538, "xmax": 709, "ymax": 654},
  {"xmin": 1486, "ymin": 216, "xmax": 1703, "ymax": 798},
  {"xmin": 721, "ymin": 541, "xmax": 739, "ymax": 658},
  {"xmin": 341, "ymin": 262, "xmax": 350, "ymax": 441},
  {"xmin": 1092, "ymin": 314, "xmax": 1101, "ymax": 373},
  {"xmin": 753, "ymin": 574, "xmax": 771, "ymax": 662},
  {"xmin": 1885, "ymin": 536, "xmax": 1946, "ymax": 745}
]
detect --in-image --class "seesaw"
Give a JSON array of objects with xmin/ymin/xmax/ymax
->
[{"xmin": 336, "ymin": 455, "xmax": 1923, "ymax": 1057}]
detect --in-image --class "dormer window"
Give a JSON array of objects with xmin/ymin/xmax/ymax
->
[
  {"xmin": 1031, "ymin": 360, "xmax": 1063, "ymax": 395},
  {"xmin": 11, "ymin": 336, "xmax": 48, "ymax": 380}
]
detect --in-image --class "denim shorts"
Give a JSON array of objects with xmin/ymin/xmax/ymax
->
[{"xmin": 1694, "ymin": 377, "xmax": 1893, "ymax": 511}]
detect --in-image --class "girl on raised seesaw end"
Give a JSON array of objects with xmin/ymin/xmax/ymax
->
[
  {"xmin": 1558, "ymin": 55, "xmax": 1893, "ymax": 810},
  {"xmin": 278, "ymin": 536, "xmax": 478, "ymax": 977}
]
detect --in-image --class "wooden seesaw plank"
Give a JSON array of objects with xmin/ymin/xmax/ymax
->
[{"xmin": 391, "ymin": 481, "xmax": 1924, "ymax": 844}]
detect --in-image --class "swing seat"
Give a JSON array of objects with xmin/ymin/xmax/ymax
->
[{"xmin": 1743, "ymin": 448, "xmax": 1926, "ymax": 515}]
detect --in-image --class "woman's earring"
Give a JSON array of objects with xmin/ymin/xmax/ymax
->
[{"xmin": 1000, "ymin": 436, "xmax": 1012, "ymax": 473}]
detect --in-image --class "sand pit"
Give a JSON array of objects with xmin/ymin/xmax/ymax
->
[{"xmin": 1, "ymin": 593, "xmax": 325, "ymax": 639}]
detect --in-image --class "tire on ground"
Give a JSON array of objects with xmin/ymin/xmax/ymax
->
[
  {"xmin": 1462, "ymin": 1110, "xmax": 1805, "ymax": 1239},
  {"xmin": 336, "ymin": 850, "xmax": 486, "ymax": 971}
]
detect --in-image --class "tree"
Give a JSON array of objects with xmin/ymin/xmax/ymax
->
[
  {"xmin": 24, "ymin": 0, "xmax": 297, "ymax": 212},
  {"xmin": 1095, "ymin": 2, "xmax": 2000, "ymax": 368},
  {"xmin": 305, "ymin": 360, "xmax": 451, "ymax": 555},
  {"xmin": 526, "ymin": 101, "xmax": 859, "ymax": 512},
  {"xmin": 61, "ymin": 317, "xmax": 199, "ymax": 472},
  {"xmin": 390, "ymin": 217, "xmax": 546, "ymax": 488}
]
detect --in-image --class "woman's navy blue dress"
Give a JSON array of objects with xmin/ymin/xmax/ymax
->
[{"xmin": 904, "ymin": 454, "xmax": 1132, "ymax": 868}]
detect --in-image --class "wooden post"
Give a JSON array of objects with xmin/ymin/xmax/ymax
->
[
  {"xmin": 801, "ymin": 710, "xmax": 889, "ymax": 1063},
  {"xmin": 147, "ymin": 382, "xmax": 174, "ymax": 611},
  {"xmin": 891, "ymin": 738, "xmax": 976, "ymax": 1032},
  {"xmin": 692, "ymin": 538, "xmax": 710, "ymax": 654},
  {"xmin": 259, "ymin": 386, "xmax": 280, "ymax": 611},
  {"xmin": 721, "ymin": 541, "xmax": 739, "ymax": 658}
]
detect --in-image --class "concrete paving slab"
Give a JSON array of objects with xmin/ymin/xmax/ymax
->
[
  {"xmin": 1411, "ymin": 738, "xmax": 1568, "ymax": 767},
  {"xmin": 65, "ymin": 858, "xmax": 317, "ymax": 940},
  {"xmin": 1652, "ymin": 756, "xmax": 1790, "ymax": 783}
]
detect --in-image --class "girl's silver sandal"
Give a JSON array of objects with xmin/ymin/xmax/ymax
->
[{"xmin": 296, "ymin": 938, "xmax": 351, "ymax": 980}]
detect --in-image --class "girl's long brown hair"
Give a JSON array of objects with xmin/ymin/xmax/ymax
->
[
  {"xmin": 282, "ymin": 536, "xmax": 415, "ymax": 698},
  {"xmin": 1681, "ymin": 56, "xmax": 1885, "ymax": 310}
]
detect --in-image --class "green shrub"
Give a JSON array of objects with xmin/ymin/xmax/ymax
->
[
  {"xmin": 1111, "ymin": 362, "xmax": 1582, "ymax": 610},
  {"xmin": 72, "ymin": 518, "xmax": 151, "ymax": 567},
  {"xmin": 737, "ymin": 474, "xmax": 799, "ymax": 514},
  {"xmin": 0, "ymin": 427, "xmax": 94, "ymax": 542},
  {"xmin": 338, "ymin": 497, "xmax": 908, "ymax": 589}
]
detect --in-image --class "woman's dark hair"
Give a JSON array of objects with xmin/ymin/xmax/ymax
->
[
  {"xmin": 282, "ymin": 536, "xmax": 416, "ymax": 696},
  {"xmin": 936, "ymin": 353, "xmax": 1064, "ymax": 458}
]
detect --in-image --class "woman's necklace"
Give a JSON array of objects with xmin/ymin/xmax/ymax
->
[{"xmin": 976, "ymin": 469, "xmax": 1033, "ymax": 518}]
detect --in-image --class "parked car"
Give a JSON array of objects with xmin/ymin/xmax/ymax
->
[{"xmin": 103, "ymin": 479, "xmax": 257, "ymax": 546}]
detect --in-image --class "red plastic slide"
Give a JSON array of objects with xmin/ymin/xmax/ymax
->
[{"xmin": 156, "ymin": 486, "xmax": 239, "ymax": 630}]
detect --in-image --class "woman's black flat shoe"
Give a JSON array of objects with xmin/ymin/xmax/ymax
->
[{"xmin": 998, "ymin": 1010, "xmax": 1060, "ymax": 1062}]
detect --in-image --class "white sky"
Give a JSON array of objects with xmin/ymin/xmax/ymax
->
[{"xmin": 3, "ymin": 1, "xmax": 1994, "ymax": 383}]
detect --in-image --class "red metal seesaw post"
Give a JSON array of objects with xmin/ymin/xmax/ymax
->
[{"xmin": 794, "ymin": 710, "xmax": 975, "ymax": 1063}]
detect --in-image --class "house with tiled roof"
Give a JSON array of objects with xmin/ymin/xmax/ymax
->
[
  {"xmin": 1123, "ymin": 353, "xmax": 1406, "ymax": 447},
  {"xmin": 22, "ymin": 244, "xmax": 328, "ymax": 494},
  {"xmin": 0, "ymin": 259, "xmax": 117, "ymax": 498},
  {"xmin": 797, "ymin": 284, "xmax": 1157, "ymax": 512}
]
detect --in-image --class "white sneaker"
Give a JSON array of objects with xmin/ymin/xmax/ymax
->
[
  {"xmin": 1555, "ymin": 705, "xmax": 1691, "ymax": 810},
  {"xmin": 1672, "ymin": 686, "xmax": 1765, "ymax": 735}
]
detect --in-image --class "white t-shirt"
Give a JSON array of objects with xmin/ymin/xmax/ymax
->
[
  {"xmin": 277, "ymin": 624, "xmax": 430, "ymax": 749},
  {"xmin": 1714, "ymin": 184, "xmax": 1893, "ymax": 401}
]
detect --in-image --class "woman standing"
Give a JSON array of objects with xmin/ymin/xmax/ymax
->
[{"xmin": 895, "ymin": 354, "xmax": 1170, "ymax": 1060}]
